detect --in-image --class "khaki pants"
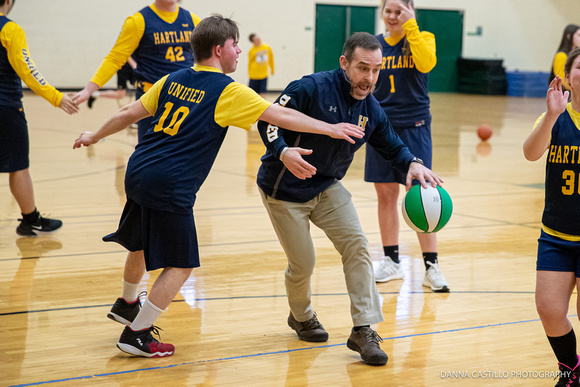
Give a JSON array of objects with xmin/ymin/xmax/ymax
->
[{"xmin": 260, "ymin": 181, "xmax": 383, "ymax": 326}]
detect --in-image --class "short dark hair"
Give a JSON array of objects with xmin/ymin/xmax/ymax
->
[
  {"xmin": 249, "ymin": 33, "xmax": 256, "ymax": 43},
  {"xmin": 342, "ymin": 32, "xmax": 382, "ymax": 62},
  {"xmin": 190, "ymin": 14, "xmax": 239, "ymax": 62},
  {"xmin": 565, "ymin": 47, "xmax": 580, "ymax": 75}
]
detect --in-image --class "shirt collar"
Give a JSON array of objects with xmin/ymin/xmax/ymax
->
[{"xmin": 193, "ymin": 64, "xmax": 223, "ymax": 73}]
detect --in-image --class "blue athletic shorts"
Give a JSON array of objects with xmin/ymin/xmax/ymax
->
[
  {"xmin": 103, "ymin": 198, "xmax": 200, "ymax": 271},
  {"xmin": 364, "ymin": 121, "xmax": 432, "ymax": 184},
  {"xmin": 249, "ymin": 78, "xmax": 268, "ymax": 94},
  {"xmin": 0, "ymin": 106, "xmax": 29, "ymax": 173},
  {"xmin": 537, "ymin": 230, "xmax": 580, "ymax": 277}
]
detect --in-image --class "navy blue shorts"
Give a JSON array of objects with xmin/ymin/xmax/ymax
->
[
  {"xmin": 103, "ymin": 198, "xmax": 200, "ymax": 271},
  {"xmin": 537, "ymin": 230, "xmax": 580, "ymax": 277},
  {"xmin": 0, "ymin": 106, "xmax": 29, "ymax": 173},
  {"xmin": 249, "ymin": 78, "xmax": 268, "ymax": 94},
  {"xmin": 364, "ymin": 122, "xmax": 432, "ymax": 184}
]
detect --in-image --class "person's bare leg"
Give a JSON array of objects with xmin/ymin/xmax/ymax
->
[
  {"xmin": 9, "ymin": 169, "xmax": 35, "ymax": 214},
  {"xmin": 123, "ymin": 250, "xmax": 146, "ymax": 285}
]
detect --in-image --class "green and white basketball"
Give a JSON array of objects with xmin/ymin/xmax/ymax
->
[{"xmin": 401, "ymin": 185, "xmax": 452, "ymax": 233}]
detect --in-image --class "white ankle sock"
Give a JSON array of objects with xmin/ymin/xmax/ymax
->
[
  {"xmin": 121, "ymin": 280, "xmax": 140, "ymax": 302},
  {"xmin": 130, "ymin": 299, "xmax": 163, "ymax": 331}
]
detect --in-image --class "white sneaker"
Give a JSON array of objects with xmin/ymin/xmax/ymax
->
[
  {"xmin": 422, "ymin": 261, "xmax": 450, "ymax": 292},
  {"xmin": 374, "ymin": 256, "xmax": 404, "ymax": 283}
]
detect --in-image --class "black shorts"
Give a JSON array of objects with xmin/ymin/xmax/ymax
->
[
  {"xmin": 249, "ymin": 78, "xmax": 268, "ymax": 94},
  {"xmin": 0, "ymin": 106, "xmax": 29, "ymax": 172},
  {"xmin": 117, "ymin": 62, "xmax": 135, "ymax": 90},
  {"xmin": 103, "ymin": 198, "xmax": 200, "ymax": 271}
]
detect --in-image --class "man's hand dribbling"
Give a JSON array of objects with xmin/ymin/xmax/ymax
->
[{"xmin": 405, "ymin": 162, "xmax": 444, "ymax": 191}]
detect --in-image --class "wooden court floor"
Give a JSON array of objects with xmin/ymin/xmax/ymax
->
[{"xmin": 0, "ymin": 92, "xmax": 567, "ymax": 386}]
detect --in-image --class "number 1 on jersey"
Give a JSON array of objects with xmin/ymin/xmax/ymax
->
[{"xmin": 389, "ymin": 75, "xmax": 395, "ymax": 93}]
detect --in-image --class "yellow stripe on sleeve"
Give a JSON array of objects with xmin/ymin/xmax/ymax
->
[
  {"xmin": 139, "ymin": 75, "xmax": 169, "ymax": 116},
  {"xmin": 214, "ymin": 82, "xmax": 271, "ymax": 129},
  {"xmin": 1, "ymin": 22, "xmax": 62, "ymax": 107}
]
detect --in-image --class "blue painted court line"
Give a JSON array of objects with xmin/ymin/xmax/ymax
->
[
  {"xmin": 10, "ymin": 314, "xmax": 568, "ymax": 387},
  {"xmin": 0, "ymin": 291, "xmax": 537, "ymax": 317}
]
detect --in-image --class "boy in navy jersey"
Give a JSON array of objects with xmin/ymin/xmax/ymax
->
[
  {"xmin": 73, "ymin": 0, "xmax": 201, "ymax": 141},
  {"xmin": 524, "ymin": 48, "xmax": 580, "ymax": 386},
  {"xmin": 73, "ymin": 15, "xmax": 365, "ymax": 358},
  {"xmin": 257, "ymin": 32, "xmax": 442, "ymax": 365},
  {"xmin": 0, "ymin": 0, "xmax": 78, "ymax": 236}
]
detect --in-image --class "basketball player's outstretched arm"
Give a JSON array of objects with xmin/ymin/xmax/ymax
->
[
  {"xmin": 523, "ymin": 76, "xmax": 569, "ymax": 161},
  {"xmin": 73, "ymin": 100, "xmax": 151, "ymax": 148}
]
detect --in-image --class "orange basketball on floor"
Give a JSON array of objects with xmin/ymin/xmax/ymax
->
[{"xmin": 477, "ymin": 124, "xmax": 492, "ymax": 141}]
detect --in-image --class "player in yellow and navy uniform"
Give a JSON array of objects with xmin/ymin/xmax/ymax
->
[
  {"xmin": 0, "ymin": 0, "xmax": 78, "ymax": 236},
  {"xmin": 73, "ymin": 15, "xmax": 365, "ymax": 359},
  {"xmin": 247, "ymin": 33, "xmax": 274, "ymax": 96},
  {"xmin": 365, "ymin": 0, "xmax": 450, "ymax": 293},
  {"xmin": 524, "ymin": 48, "xmax": 580, "ymax": 387},
  {"xmin": 73, "ymin": 0, "xmax": 201, "ymax": 141}
]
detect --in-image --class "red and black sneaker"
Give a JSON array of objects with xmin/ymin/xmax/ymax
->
[
  {"xmin": 117, "ymin": 326, "xmax": 174, "ymax": 358},
  {"xmin": 107, "ymin": 295, "xmax": 143, "ymax": 326}
]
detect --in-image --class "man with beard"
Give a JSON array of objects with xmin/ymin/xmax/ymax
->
[
  {"xmin": 256, "ymin": 32, "xmax": 442, "ymax": 366},
  {"xmin": 73, "ymin": 15, "xmax": 365, "ymax": 359}
]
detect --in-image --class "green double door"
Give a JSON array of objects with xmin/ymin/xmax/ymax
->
[
  {"xmin": 416, "ymin": 9, "xmax": 463, "ymax": 92},
  {"xmin": 314, "ymin": 4, "xmax": 376, "ymax": 73},
  {"xmin": 314, "ymin": 5, "xmax": 463, "ymax": 92}
]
